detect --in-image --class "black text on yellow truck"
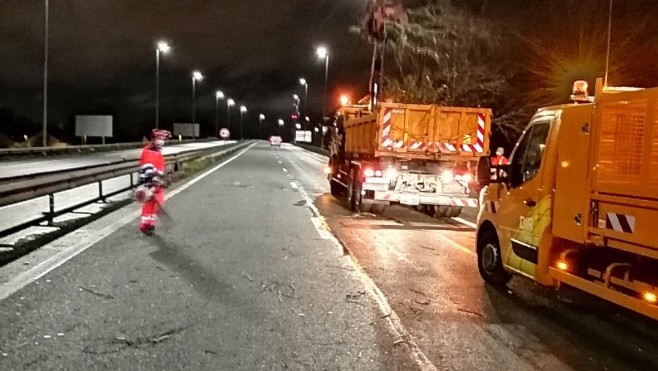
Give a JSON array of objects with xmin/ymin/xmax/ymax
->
[{"xmin": 476, "ymin": 79, "xmax": 658, "ymax": 320}]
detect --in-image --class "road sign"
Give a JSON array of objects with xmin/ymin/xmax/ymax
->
[{"xmin": 219, "ymin": 128, "xmax": 230, "ymax": 139}]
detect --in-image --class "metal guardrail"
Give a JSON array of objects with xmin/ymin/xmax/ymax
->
[
  {"xmin": 0, "ymin": 141, "xmax": 248, "ymax": 208},
  {"xmin": 0, "ymin": 141, "xmax": 252, "ymax": 241},
  {"xmin": 293, "ymin": 143, "xmax": 329, "ymax": 157}
]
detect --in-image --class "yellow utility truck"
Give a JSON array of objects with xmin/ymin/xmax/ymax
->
[
  {"xmin": 328, "ymin": 101, "xmax": 492, "ymax": 216},
  {"xmin": 476, "ymin": 79, "xmax": 658, "ymax": 320}
]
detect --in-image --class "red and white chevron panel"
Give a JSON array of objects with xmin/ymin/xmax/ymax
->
[
  {"xmin": 605, "ymin": 212, "xmax": 636, "ymax": 234},
  {"xmin": 461, "ymin": 113, "xmax": 486, "ymax": 153},
  {"xmin": 440, "ymin": 142, "xmax": 457, "ymax": 153},
  {"xmin": 409, "ymin": 141, "xmax": 425, "ymax": 150},
  {"xmin": 381, "ymin": 109, "xmax": 392, "ymax": 148},
  {"xmin": 450, "ymin": 198, "xmax": 479, "ymax": 208}
]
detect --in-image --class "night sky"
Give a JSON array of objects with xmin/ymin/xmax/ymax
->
[{"xmin": 1, "ymin": 0, "xmax": 657, "ymax": 140}]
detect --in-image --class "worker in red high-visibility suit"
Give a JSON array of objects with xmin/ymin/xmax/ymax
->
[{"xmin": 138, "ymin": 129, "xmax": 170, "ymax": 235}]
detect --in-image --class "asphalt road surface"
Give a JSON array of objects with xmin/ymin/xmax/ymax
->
[
  {"xmin": 0, "ymin": 140, "xmax": 235, "ymax": 180},
  {"xmin": 0, "ymin": 142, "xmax": 656, "ymax": 370}
]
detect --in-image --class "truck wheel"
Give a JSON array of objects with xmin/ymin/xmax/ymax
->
[
  {"xmin": 477, "ymin": 230, "xmax": 512, "ymax": 286},
  {"xmin": 360, "ymin": 202, "xmax": 374, "ymax": 213},
  {"xmin": 372, "ymin": 204, "xmax": 387, "ymax": 214},
  {"xmin": 330, "ymin": 179, "xmax": 342, "ymax": 197},
  {"xmin": 425, "ymin": 205, "xmax": 436, "ymax": 217},
  {"xmin": 447, "ymin": 206, "xmax": 463, "ymax": 218},
  {"xmin": 434, "ymin": 206, "xmax": 448, "ymax": 218},
  {"xmin": 347, "ymin": 170, "xmax": 360, "ymax": 212}
]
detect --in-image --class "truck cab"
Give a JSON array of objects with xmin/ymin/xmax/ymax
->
[{"xmin": 476, "ymin": 79, "xmax": 658, "ymax": 320}]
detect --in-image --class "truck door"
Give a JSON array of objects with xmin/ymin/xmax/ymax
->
[{"xmin": 496, "ymin": 118, "xmax": 553, "ymax": 277}]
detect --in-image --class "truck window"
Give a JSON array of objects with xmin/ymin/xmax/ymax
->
[{"xmin": 509, "ymin": 122, "xmax": 551, "ymax": 188}]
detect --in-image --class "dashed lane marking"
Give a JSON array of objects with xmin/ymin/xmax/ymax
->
[
  {"xmin": 290, "ymin": 182, "xmax": 298, "ymax": 190},
  {"xmin": 452, "ymin": 217, "xmax": 477, "ymax": 229},
  {"xmin": 0, "ymin": 142, "xmax": 258, "ymax": 302},
  {"xmin": 282, "ymin": 168, "xmax": 288, "ymax": 173},
  {"xmin": 294, "ymin": 180, "xmax": 438, "ymax": 371}
]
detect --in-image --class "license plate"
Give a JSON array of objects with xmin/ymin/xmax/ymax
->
[{"xmin": 400, "ymin": 194, "xmax": 420, "ymax": 206}]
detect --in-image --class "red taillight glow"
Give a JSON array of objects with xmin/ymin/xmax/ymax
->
[
  {"xmin": 363, "ymin": 168, "xmax": 375, "ymax": 178},
  {"xmin": 462, "ymin": 174, "xmax": 473, "ymax": 183}
]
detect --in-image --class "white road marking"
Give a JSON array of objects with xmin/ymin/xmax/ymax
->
[
  {"xmin": 452, "ymin": 217, "xmax": 477, "ymax": 229},
  {"xmin": 294, "ymin": 181, "xmax": 437, "ymax": 371},
  {"xmin": 277, "ymin": 160, "xmax": 282, "ymax": 164},
  {"xmin": 282, "ymin": 168, "xmax": 288, "ymax": 173},
  {"xmin": 290, "ymin": 182, "xmax": 298, "ymax": 190},
  {"xmin": 0, "ymin": 142, "xmax": 257, "ymax": 302}
]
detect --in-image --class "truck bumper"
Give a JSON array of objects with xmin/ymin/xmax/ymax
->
[{"xmin": 366, "ymin": 189, "xmax": 479, "ymax": 208}]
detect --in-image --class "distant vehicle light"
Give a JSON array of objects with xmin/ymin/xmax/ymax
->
[
  {"xmin": 557, "ymin": 261, "xmax": 569, "ymax": 271},
  {"xmin": 441, "ymin": 170, "xmax": 454, "ymax": 183},
  {"xmin": 644, "ymin": 292, "xmax": 657, "ymax": 304},
  {"xmin": 363, "ymin": 168, "xmax": 375, "ymax": 178}
]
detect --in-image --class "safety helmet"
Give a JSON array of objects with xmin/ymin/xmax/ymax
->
[
  {"xmin": 151, "ymin": 129, "xmax": 171, "ymax": 148},
  {"xmin": 495, "ymin": 147, "xmax": 505, "ymax": 156}
]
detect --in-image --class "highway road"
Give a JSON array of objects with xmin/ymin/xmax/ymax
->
[
  {"xmin": 0, "ymin": 142, "xmax": 656, "ymax": 370},
  {"xmin": 0, "ymin": 141, "xmax": 235, "ymax": 180}
]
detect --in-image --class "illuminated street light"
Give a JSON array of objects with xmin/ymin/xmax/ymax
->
[
  {"xmin": 316, "ymin": 45, "xmax": 330, "ymax": 149},
  {"xmin": 340, "ymin": 95, "xmax": 350, "ymax": 106},
  {"xmin": 240, "ymin": 105, "xmax": 248, "ymax": 140},
  {"xmin": 295, "ymin": 123, "xmax": 302, "ymax": 130},
  {"xmin": 226, "ymin": 98, "xmax": 235, "ymax": 133},
  {"xmin": 155, "ymin": 41, "xmax": 172, "ymax": 129},
  {"xmin": 258, "ymin": 114, "xmax": 265, "ymax": 139},
  {"xmin": 214, "ymin": 90, "xmax": 225, "ymax": 137},
  {"xmin": 299, "ymin": 78, "xmax": 308, "ymax": 116},
  {"xmin": 191, "ymin": 71, "xmax": 204, "ymax": 132},
  {"xmin": 293, "ymin": 94, "xmax": 300, "ymax": 102},
  {"xmin": 278, "ymin": 119, "xmax": 285, "ymax": 126}
]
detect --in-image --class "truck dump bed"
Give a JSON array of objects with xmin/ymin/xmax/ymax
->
[{"xmin": 342, "ymin": 102, "xmax": 492, "ymax": 160}]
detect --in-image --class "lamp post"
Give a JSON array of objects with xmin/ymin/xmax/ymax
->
[
  {"xmin": 240, "ymin": 105, "xmax": 247, "ymax": 140},
  {"xmin": 227, "ymin": 98, "xmax": 235, "ymax": 136},
  {"xmin": 192, "ymin": 71, "xmax": 203, "ymax": 137},
  {"xmin": 258, "ymin": 114, "xmax": 265, "ymax": 139},
  {"xmin": 299, "ymin": 78, "xmax": 308, "ymax": 116},
  {"xmin": 42, "ymin": 0, "xmax": 49, "ymax": 147},
  {"xmin": 316, "ymin": 46, "xmax": 330, "ymax": 149},
  {"xmin": 278, "ymin": 118, "xmax": 284, "ymax": 136},
  {"xmin": 215, "ymin": 90, "xmax": 225, "ymax": 137},
  {"xmin": 155, "ymin": 41, "xmax": 171, "ymax": 129}
]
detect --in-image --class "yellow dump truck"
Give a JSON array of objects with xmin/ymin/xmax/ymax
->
[
  {"xmin": 328, "ymin": 101, "xmax": 492, "ymax": 216},
  {"xmin": 476, "ymin": 79, "xmax": 658, "ymax": 319}
]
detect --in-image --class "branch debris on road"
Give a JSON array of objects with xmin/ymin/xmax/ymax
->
[
  {"xmin": 82, "ymin": 322, "xmax": 198, "ymax": 355},
  {"xmin": 241, "ymin": 271, "xmax": 254, "ymax": 282},
  {"xmin": 79, "ymin": 286, "xmax": 114, "ymax": 300}
]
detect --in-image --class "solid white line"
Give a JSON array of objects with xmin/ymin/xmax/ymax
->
[
  {"xmin": 0, "ymin": 142, "xmax": 256, "ymax": 302},
  {"xmin": 452, "ymin": 217, "xmax": 477, "ymax": 229},
  {"xmin": 294, "ymin": 181, "xmax": 437, "ymax": 371}
]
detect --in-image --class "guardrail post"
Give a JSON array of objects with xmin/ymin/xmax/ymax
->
[
  {"xmin": 98, "ymin": 181, "xmax": 106, "ymax": 203},
  {"xmin": 46, "ymin": 193, "xmax": 55, "ymax": 226}
]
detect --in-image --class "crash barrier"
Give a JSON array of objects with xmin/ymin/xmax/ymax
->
[
  {"xmin": 293, "ymin": 143, "xmax": 329, "ymax": 157},
  {"xmin": 0, "ymin": 138, "xmax": 218, "ymax": 161},
  {"xmin": 0, "ymin": 141, "xmax": 253, "ymax": 239}
]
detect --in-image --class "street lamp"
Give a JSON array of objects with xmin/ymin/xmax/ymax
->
[
  {"xmin": 316, "ymin": 45, "xmax": 330, "ymax": 148},
  {"xmin": 42, "ymin": 0, "xmax": 49, "ymax": 147},
  {"xmin": 227, "ymin": 98, "xmax": 235, "ymax": 135},
  {"xmin": 299, "ymin": 78, "xmax": 308, "ymax": 116},
  {"xmin": 191, "ymin": 71, "xmax": 203, "ymax": 136},
  {"xmin": 240, "ymin": 105, "xmax": 248, "ymax": 140},
  {"xmin": 155, "ymin": 41, "xmax": 171, "ymax": 129},
  {"xmin": 278, "ymin": 118, "xmax": 285, "ymax": 136},
  {"xmin": 214, "ymin": 90, "xmax": 225, "ymax": 137},
  {"xmin": 258, "ymin": 113, "xmax": 265, "ymax": 139}
]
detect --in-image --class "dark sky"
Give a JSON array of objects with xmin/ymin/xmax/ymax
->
[
  {"xmin": 1, "ymin": 0, "xmax": 374, "ymax": 138},
  {"xmin": 1, "ymin": 0, "xmax": 657, "ymax": 139}
]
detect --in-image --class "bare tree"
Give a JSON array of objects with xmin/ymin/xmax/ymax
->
[{"xmin": 382, "ymin": 1, "xmax": 506, "ymax": 108}]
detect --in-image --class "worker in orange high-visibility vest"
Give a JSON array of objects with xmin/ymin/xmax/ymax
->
[
  {"xmin": 492, "ymin": 147, "xmax": 508, "ymax": 166},
  {"xmin": 138, "ymin": 129, "xmax": 171, "ymax": 236}
]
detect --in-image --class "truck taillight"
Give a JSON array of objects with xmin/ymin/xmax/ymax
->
[
  {"xmin": 363, "ymin": 168, "xmax": 375, "ymax": 178},
  {"xmin": 324, "ymin": 166, "xmax": 333, "ymax": 175},
  {"xmin": 557, "ymin": 261, "xmax": 569, "ymax": 271},
  {"xmin": 375, "ymin": 170, "xmax": 383, "ymax": 177},
  {"xmin": 645, "ymin": 292, "xmax": 657, "ymax": 304}
]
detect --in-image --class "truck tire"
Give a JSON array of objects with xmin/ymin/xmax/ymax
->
[
  {"xmin": 330, "ymin": 179, "xmax": 342, "ymax": 197},
  {"xmin": 434, "ymin": 206, "xmax": 449, "ymax": 218},
  {"xmin": 477, "ymin": 229, "xmax": 512, "ymax": 286},
  {"xmin": 425, "ymin": 205, "xmax": 436, "ymax": 217},
  {"xmin": 347, "ymin": 169, "xmax": 360, "ymax": 212},
  {"xmin": 446, "ymin": 206, "xmax": 463, "ymax": 218},
  {"xmin": 372, "ymin": 204, "xmax": 387, "ymax": 214}
]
